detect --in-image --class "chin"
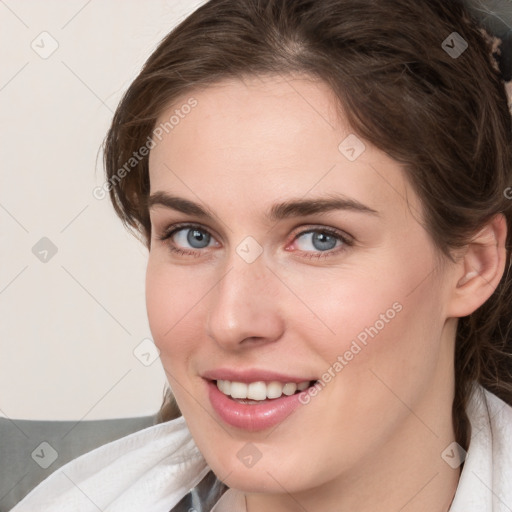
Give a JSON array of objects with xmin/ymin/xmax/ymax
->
[
  {"xmin": 201, "ymin": 440, "xmax": 325, "ymax": 495},
  {"xmin": 211, "ymin": 460, "xmax": 300, "ymax": 494}
]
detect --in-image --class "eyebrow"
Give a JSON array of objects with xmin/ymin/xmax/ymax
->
[{"xmin": 147, "ymin": 191, "xmax": 379, "ymax": 221}]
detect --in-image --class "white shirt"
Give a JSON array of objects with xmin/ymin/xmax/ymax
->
[{"xmin": 10, "ymin": 384, "xmax": 512, "ymax": 512}]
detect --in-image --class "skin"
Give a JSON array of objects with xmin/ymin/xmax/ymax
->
[{"xmin": 145, "ymin": 74, "xmax": 507, "ymax": 512}]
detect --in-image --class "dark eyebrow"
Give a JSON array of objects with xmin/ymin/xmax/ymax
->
[
  {"xmin": 147, "ymin": 191, "xmax": 379, "ymax": 221},
  {"xmin": 268, "ymin": 195, "xmax": 379, "ymax": 220},
  {"xmin": 147, "ymin": 191, "xmax": 212, "ymax": 217}
]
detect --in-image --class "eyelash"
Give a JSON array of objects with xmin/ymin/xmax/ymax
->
[{"xmin": 156, "ymin": 223, "xmax": 354, "ymax": 259}]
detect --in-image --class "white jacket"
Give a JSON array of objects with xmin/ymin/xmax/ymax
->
[{"xmin": 10, "ymin": 384, "xmax": 512, "ymax": 512}]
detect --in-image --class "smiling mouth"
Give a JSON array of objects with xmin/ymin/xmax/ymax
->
[{"xmin": 214, "ymin": 379, "xmax": 318, "ymax": 403}]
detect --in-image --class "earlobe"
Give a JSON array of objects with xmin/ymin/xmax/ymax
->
[{"xmin": 448, "ymin": 214, "xmax": 508, "ymax": 317}]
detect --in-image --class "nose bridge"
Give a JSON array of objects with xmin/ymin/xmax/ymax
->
[{"xmin": 206, "ymin": 247, "xmax": 283, "ymax": 348}]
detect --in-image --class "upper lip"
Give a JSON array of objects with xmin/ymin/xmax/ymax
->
[{"xmin": 202, "ymin": 368, "xmax": 316, "ymax": 383}]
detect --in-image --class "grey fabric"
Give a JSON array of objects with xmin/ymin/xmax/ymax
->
[
  {"xmin": 169, "ymin": 471, "xmax": 228, "ymax": 512},
  {"xmin": 0, "ymin": 415, "xmax": 157, "ymax": 512}
]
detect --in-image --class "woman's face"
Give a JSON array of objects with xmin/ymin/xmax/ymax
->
[{"xmin": 146, "ymin": 75, "xmax": 459, "ymax": 494}]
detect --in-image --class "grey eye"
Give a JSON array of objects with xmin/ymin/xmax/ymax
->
[
  {"xmin": 175, "ymin": 228, "xmax": 212, "ymax": 249},
  {"xmin": 296, "ymin": 231, "xmax": 340, "ymax": 252}
]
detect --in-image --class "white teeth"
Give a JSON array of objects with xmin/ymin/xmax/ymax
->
[
  {"xmin": 297, "ymin": 381, "xmax": 309, "ymax": 391},
  {"xmin": 217, "ymin": 379, "xmax": 231, "ymax": 395},
  {"xmin": 247, "ymin": 381, "xmax": 267, "ymax": 400},
  {"xmin": 216, "ymin": 379, "xmax": 311, "ymax": 401},
  {"xmin": 230, "ymin": 382, "xmax": 248, "ymax": 399},
  {"xmin": 282, "ymin": 383, "xmax": 297, "ymax": 396},
  {"xmin": 223, "ymin": 380, "xmax": 231, "ymax": 395},
  {"xmin": 266, "ymin": 381, "xmax": 283, "ymax": 399}
]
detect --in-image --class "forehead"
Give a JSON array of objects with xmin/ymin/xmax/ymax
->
[{"xmin": 148, "ymin": 74, "xmax": 420, "ymax": 221}]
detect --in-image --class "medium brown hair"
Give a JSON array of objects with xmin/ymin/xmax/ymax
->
[{"xmin": 103, "ymin": 0, "xmax": 512, "ymax": 449}]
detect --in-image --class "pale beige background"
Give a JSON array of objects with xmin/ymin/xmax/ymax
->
[{"xmin": 0, "ymin": 0, "xmax": 205, "ymax": 420}]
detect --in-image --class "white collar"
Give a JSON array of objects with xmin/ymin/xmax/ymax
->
[
  {"xmin": 11, "ymin": 384, "xmax": 512, "ymax": 512},
  {"xmin": 449, "ymin": 385, "xmax": 512, "ymax": 511}
]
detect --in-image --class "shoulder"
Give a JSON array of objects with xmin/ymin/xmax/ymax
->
[
  {"xmin": 450, "ymin": 384, "xmax": 512, "ymax": 511},
  {"xmin": 481, "ymin": 385, "xmax": 512, "ymax": 422},
  {"xmin": 11, "ymin": 416, "xmax": 209, "ymax": 512},
  {"xmin": 471, "ymin": 384, "xmax": 512, "ymax": 452},
  {"xmin": 480, "ymin": 386, "xmax": 512, "ymax": 488}
]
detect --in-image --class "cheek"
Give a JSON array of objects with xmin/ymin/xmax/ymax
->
[
  {"xmin": 282, "ymin": 263, "xmax": 405, "ymax": 359},
  {"xmin": 316, "ymin": 270, "xmax": 445, "ymax": 435},
  {"xmin": 145, "ymin": 257, "xmax": 209, "ymax": 365},
  {"xmin": 295, "ymin": 248, "xmax": 444, "ymax": 399}
]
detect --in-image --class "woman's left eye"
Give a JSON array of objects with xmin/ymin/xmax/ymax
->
[{"xmin": 290, "ymin": 228, "xmax": 352, "ymax": 258}]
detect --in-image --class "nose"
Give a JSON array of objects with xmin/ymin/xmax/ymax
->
[{"xmin": 206, "ymin": 252, "xmax": 285, "ymax": 351}]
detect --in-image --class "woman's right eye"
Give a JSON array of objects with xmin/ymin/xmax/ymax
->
[{"xmin": 158, "ymin": 224, "xmax": 218, "ymax": 256}]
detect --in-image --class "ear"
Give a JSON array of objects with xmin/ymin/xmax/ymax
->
[{"xmin": 446, "ymin": 213, "xmax": 508, "ymax": 318}]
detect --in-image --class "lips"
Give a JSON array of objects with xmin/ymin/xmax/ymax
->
[
  {"xmin": 202, "ymin": 369, "xmax": 318, "ymax": 431},
  {"xmin": 202, "ymin": 368, "xmax": 317, "ymax": 384}
]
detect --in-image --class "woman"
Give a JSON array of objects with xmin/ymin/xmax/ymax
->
[{"xmin": 12, "ymin": 0, "xmax": 512, "ymax": 510}]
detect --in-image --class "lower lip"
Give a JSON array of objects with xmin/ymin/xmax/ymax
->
[{"xmin": 207, "ymin": 380, "xmax": 305, "ymax": 431}]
